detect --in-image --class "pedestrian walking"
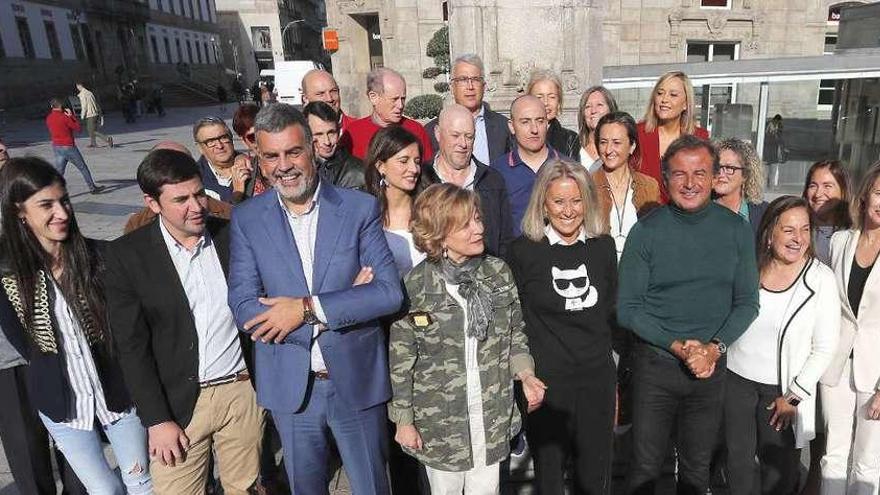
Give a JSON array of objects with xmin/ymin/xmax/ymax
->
[
  {"xmin": 75, "ymin": 82, "xmax": 113, "ymax": 148},
  {"xmin": 45, "ymin": 97, "xmax": 104, "ymax": 194},
  {"xmin": 217, "ymin": 84, "xmax": 228, "ymax": 112}
]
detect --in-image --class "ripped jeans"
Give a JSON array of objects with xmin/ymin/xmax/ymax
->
[{"xmin": 40, "ymin": 409, "xmax": 152, "ymax": 494}]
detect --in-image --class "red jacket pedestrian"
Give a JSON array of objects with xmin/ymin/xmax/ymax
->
[{"xmin": 46, "ymin": 108, "xmax": 81, "ymax": 147}]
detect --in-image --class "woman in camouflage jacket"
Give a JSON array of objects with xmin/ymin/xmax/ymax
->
[{"xmin": 388, "ymin": 184, "xmax": 546, "ymax": 493}]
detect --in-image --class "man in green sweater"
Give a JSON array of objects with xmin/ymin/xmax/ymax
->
[{"xmin": 618, "ymin": 134, "xmax": 759, "ymax": 495}]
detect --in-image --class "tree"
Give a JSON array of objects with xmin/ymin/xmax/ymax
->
[{"xmin": 405, "ymin": 26, "xmax": 449, "ymax": 120}]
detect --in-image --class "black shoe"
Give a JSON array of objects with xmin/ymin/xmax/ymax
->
[{"xmin": 90, "ymin": 186, "xmax": 106, "ymax": 195}]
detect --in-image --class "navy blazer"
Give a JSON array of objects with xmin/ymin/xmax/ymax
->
[{"xmin": 228, "ymin": 182, "xmax": 403, "ymax": 413}]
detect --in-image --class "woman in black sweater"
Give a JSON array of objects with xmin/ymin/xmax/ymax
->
[{"xmin": 507, "ymin": 159, "xmax": 617, "ymax": 495}]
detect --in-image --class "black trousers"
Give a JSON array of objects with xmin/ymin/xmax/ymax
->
[
  {"xmin": 528, "ymin": 362, "xmax": 615, "ymax": 495},
  {"xmin": 724, "ymin": 371, "xmax": 799, "ymax": 495},
  {"xmin": 0, "ymin": 364, "xmax": 85, "ymax": 495},
  {"xmin": 627, "ymin": 345, "xmax": 726, "ymax": 495}
]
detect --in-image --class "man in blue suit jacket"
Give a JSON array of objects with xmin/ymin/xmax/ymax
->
[{"xmin": 227, "ymin": 103, "xmax": 403, "ymax": 495}]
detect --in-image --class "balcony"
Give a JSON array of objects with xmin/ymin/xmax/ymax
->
[{"xmin": 83, "ymin": 0, "xmax": 150, "ymax": 22}]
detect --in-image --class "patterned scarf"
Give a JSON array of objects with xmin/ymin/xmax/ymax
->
[{"xmin": 440, "ymin": 256, "xmax": 493, "ymax": 341}]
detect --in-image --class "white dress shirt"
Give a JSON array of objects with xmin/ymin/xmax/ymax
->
[
  {"xmin": 473, "ymin": 106, "xmax": 491, "ymax": 165},
  {"xmin": 545, "ymin": 224, "xmax": 587, "ymax": 246},
  {"xmin": 159, "ymin": 218, "xmax": 245, "ymax": 382},
  {"xmin": 277, "ymin": 185, "xmax": 329, "ymax": 373},
  {"xmin": 608, "ymin": 186, "xmax": 639, "ymax": 261}
]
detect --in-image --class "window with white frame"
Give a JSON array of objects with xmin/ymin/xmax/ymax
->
[
  {"xmin": 818, "ymin": 79, "xmax": 839, "ymax": 109},
  {"xmin": 824, "ymin": 34, "xmax": 837, "ymax": 55},
  {"xmin": 686, "ymin": 41, "xmax": 739, "ymax": 130}
]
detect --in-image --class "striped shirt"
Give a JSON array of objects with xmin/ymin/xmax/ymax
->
[{"xmin": 53, "ymin": 282, "xmax": 124, "ymax": 430}]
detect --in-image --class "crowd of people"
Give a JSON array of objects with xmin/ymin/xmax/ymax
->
[{"xmin": 0, "ymin": 52, "xmax": 878, "ymax": 495}]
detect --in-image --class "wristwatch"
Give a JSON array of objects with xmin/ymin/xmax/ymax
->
[
  {"xmin": 710, "ymin": 338, "xmax": 727, "ymax": 355},
  {"xmin": 302, "ymin": 297, "xmax": 320, "ymax": 326},
  {"xmin": 784, "ymin": 392, "xmax": 801, "ymax": 407}
]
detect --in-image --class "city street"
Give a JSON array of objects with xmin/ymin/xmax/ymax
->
[{"xmin": 1, "ymin": 104, "xmax": 237, "ymax": 241}]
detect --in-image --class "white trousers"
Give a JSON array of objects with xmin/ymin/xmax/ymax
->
[
  {"xmin": 424, "ymin": 347, "xmax": 500, "ymax": 495},
  {"xmin": 820, "ymin": 359, "xmax": 880, "ymax": 495}
]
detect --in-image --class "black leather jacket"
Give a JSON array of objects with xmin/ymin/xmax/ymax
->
[
  {"xmin": 319, "ymin": 148, "xmax": 365, "ymax": 191},
  {"xmin": 546, "ymin": 119, "xmax": 580, "ymax": 160}
]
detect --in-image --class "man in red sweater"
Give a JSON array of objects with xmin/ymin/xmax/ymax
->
[
  {"xmin": 300, "ymin": 69, "xmax": 357, "ymax": 137},
  {"xmin": 46, "ymin": 98, "xmax": 103, "ymax": 194},
  {"xmin": 342, "ymin": 68, "xmax": 433, "ymax": 162}
]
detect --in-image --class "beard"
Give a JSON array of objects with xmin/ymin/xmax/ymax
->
[{"xmin": 277, "ymin": 168, "xmax": 319, "ymax": 205}]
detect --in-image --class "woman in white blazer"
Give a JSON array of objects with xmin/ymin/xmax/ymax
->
[
  {"xmin": 724, "ymin": 196, "xmax": 839, "ymax": 495},
  {"xmin": 821, "ymin": 162, "xmax": 880, "ymax": 495}
]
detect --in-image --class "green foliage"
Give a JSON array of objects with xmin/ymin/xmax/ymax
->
[
  {"xmin": 422, "ymin": 67, "xmax": 443, "ymax": 79},
  {"xmin": 433, "ymin": 81, "xmax": 449, "ymax": 93},
  {"xmin": 425, "ymin": 26, "xmax": 450, "ymax": 74},
  {"xmin": 405, "ymin": 94, "xmax": 443, "ymax": 120}
]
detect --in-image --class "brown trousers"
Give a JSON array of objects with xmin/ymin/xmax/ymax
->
[{"xmin": 151, "ymin": 379, "xmax": 265, "ymax": 495}]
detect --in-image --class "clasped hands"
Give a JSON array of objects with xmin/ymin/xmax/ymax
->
[
  {"xmin": 244, "ymin": 266, "xmax": 374, "ymax": 344},
  {"xmin": 670, "ymin": 339, "xmax": 721, "ymax": 379}
]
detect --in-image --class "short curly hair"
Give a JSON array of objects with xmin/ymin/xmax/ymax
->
[
  {"xmin": 716, "ymin": 138, "xmax": 765, "ymax": 204},
  {"xmin": 411, "ymin": 184, "xmax": 481, "ymax": 261}
]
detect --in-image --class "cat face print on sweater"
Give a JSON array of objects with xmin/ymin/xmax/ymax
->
[{"xmin": 551, "ymin": 264, "xmax": 598, "ymax": 311}]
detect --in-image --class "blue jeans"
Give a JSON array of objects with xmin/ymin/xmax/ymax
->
[
  {"xmin": 273, "ymin": 378, "xmax": 390, "ymax": 495},
  {"xmin": 52, "ymin": 145, "xmax": 97, "ymax": 189},
  {"xmin": 39, "ymin": 409, "xmax": 152, "ymax": 495}
]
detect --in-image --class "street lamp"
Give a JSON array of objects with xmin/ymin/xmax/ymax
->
[{"xmin": 281, "ymin": 19, "xmax": 304, "ymax": 60}]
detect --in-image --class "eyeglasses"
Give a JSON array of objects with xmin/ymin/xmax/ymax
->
[
  {"xmin": 450, "ymin": 76, "xmax": 485, "ymax": 86},
  {"xmin": 199, "ymin": 134, "xmax": 233, "ymax": 148},
  {"xmin": 718, "ymin": 165, "xmax": 745, "ymax": 175}
]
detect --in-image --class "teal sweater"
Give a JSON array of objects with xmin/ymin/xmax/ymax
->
[{"xmin": 617, "ymin": 202, "xmax": 759, "ymax": 354}]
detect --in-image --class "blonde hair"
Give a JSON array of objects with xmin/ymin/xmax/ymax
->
[
  {"xmin": 643, "ymin": 71, "xmax": 697, "ymax": 135},
  {"xmin": 527, "ymin": 69, "xmax": 565, "ymax": 113},
  {"xmin": 716, "ymin": 138, "xmax": 765, "ymax": 204},
  {"xmin": 411, "ymin": 184, "xmax": 481, "ymax": 261},
  {"xmin": 521, "ymin": 159, "xmax": 608, "ymax": 242}
]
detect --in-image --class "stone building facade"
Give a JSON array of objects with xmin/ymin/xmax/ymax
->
[
  {"xmin": 215, "ymin": 0, "xmax": 327, "ymax": 87},
  {"xmin": 323, "ymin": 0, "xmax": 855, "ymax": 126},
  {"xmin": 602, "ymin": 0, "xmax": 867, "ymax": 122},
  {"xmin": 324, "ymin": 0, "xmax": 446, "ymax": 118},
  {"xmin": 448, "ymin": 0, "xmax": 605, "ymax": 126},
  {"xmin": 832, "ymin": 2, "xmax": 880, "ymax": 174},
  {"xmin": 0, "ymin": 0, "xmax": 223, "ymax": 110}
]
